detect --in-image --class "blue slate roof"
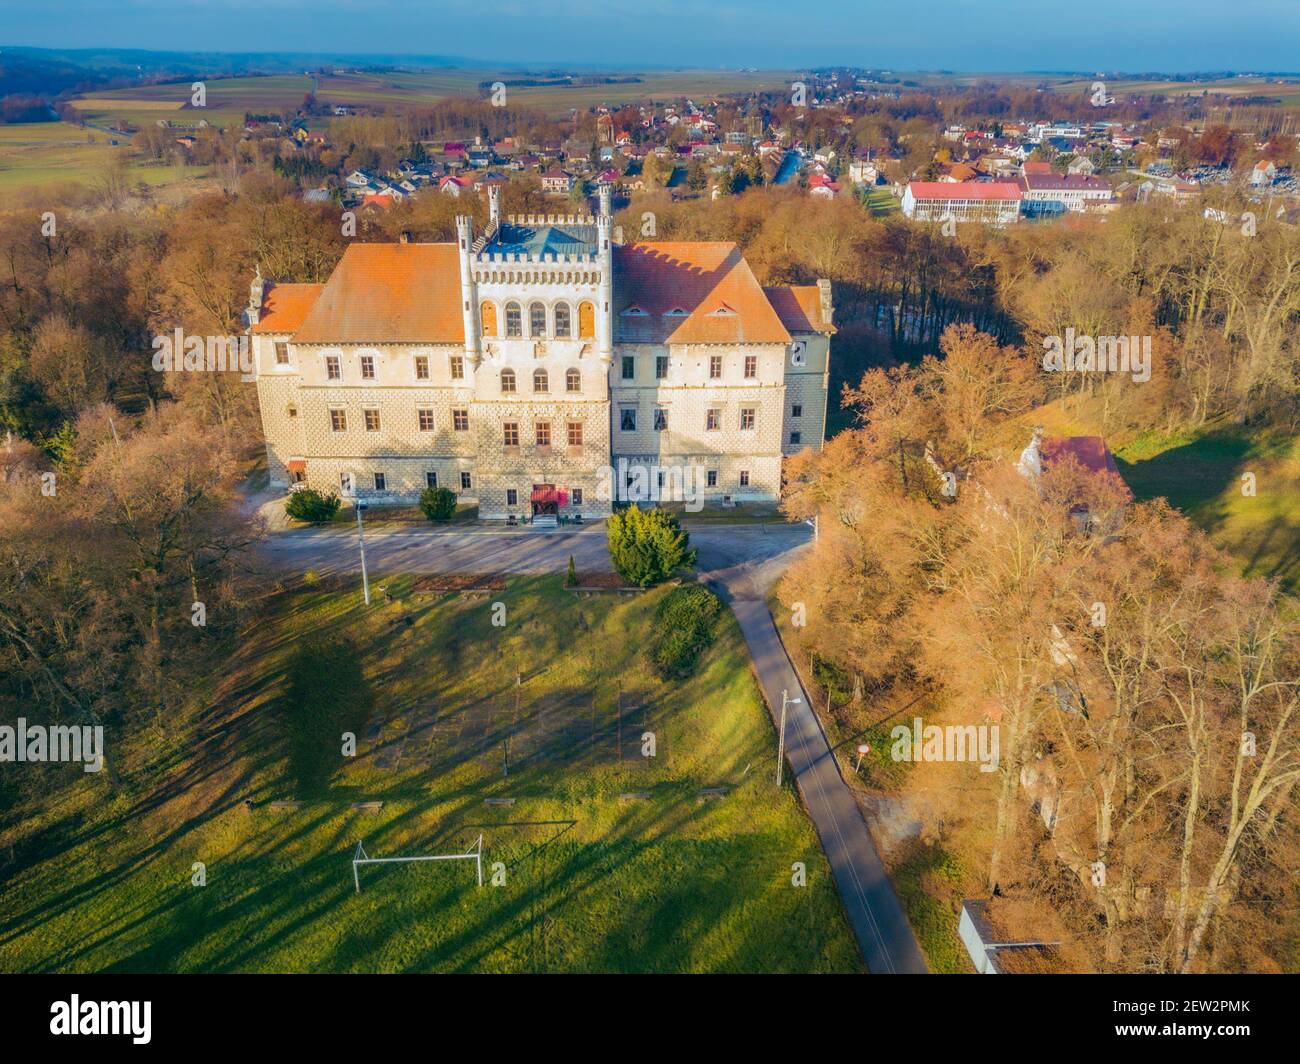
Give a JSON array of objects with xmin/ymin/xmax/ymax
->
[{"xmin": 484, "ymin": 222, "xmax": 600, "ymax": 258}]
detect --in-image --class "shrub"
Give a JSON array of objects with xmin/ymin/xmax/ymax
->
[
  {"xmin": 647, "ymin": 585, "xmax": 722, "ymax": 679},
  {"xmin": 419, "ymin": 485, "xmax": 457, "ymax": 521},
  {"xmin": 285, "ymin": 488, "xmax": 340, "ymax": 523},
  {"xmin": 607, "ymin": 506, "xmax": 695, "ymax": 587},
  {"xmin": 565, "ymin": 554, "xmax": 578, "ymax": 587}
]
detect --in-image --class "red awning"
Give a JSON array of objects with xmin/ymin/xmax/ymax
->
[
  {"xmin": 286, "ymin": 460, "xmax": 307, "ymax": 472},
  {"xmin": 530, "ymin": 486, "xmax": 569, "ymax": 505}
]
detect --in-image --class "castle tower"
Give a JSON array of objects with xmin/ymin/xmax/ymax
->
[
  {"xmin": 455, "ymin": 215, "xmax": 481, "ymax": 364},
  {"xmin": 595, "ymin": 186, "xmax": 614, "ymax": 364},
  {"xmin": 488, "ymin": 184, "xmax": 501, "ymax": 229}
]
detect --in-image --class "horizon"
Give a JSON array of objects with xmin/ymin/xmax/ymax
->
[{"xmin": 4, "ymin": 0, "xmax": 1299, "ymax": 74}]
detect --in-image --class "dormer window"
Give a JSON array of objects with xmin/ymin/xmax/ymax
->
[
  {"xmin": 663, "ymin": 307, "xmax": 688, "ymax": 317},
  {"xmin": 707, "ymin": 304, "xmax": 736, "ymax": 317},
  {"xmin": 621, "ymin": 304, "xmax": 649, "ymax": 317}
]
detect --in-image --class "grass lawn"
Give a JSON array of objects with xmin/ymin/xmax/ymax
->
[
  {"xmin": 1114, "ymin": 426, "xmax": 1300, "ymax": 591},
  {"xmin": 994, "ymin": 399, "xmax": 1300, "ymax": 592},
  {"xmin": 0, "ymin": 575, "xmax": 860, "ymax": 973}
]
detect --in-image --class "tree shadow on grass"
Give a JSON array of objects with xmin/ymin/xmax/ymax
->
[{"xmin": 280, "ymin": 638, "xmax": 376, "ymax": 796}]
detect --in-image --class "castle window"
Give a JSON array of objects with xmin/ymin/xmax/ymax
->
[
  {"xmin": 620, "ymin": 407, "xmax": 637, "ymax": 432},
  {"xmin": 709, "ymin": 355, "xmax": 722, "ymax": 379},
  {"xmin": 578, "ymin": 301, "xmax": 595, "ymax": 339},
  {"xmin": 654, "ymin": 408, "xmax": 668, "ymax": 431},
  {"xmin": 330, "ymin": 409, "xmax": 347, "ymax": 432},
  {"xmin": 533, "ymin": 368, "xmax": 548, "ymax": 393},
  {"xmin": 554, "ymin": 303, "xmax": 572, "ymax": 338},
  {"xmin": 790, "ymin": 430, "xmax": 802, "ymax": 444},
  {"xmin": 360, "ymin": 355, "xmax": 375, "ymax": 380},
  {"xmin": 364, "ymin": 408, "xmax": 380, "ymax": 431},
  {"xmin": 503, "ymin": 422, "xmax": 519, "ymax": 447},
  {"xmin": 507, "ymin": 489, "xmax": 518, "ymax": 506},
  {"xmin": 529, "ymin": 302, "xmax": 547, "ymax": 338},
  {"xmin": 274, "ymin": 342, "xmax": 289, "ymax": 365},
  {"xmin": 480, "ymin": 301, "xmax": 498, "ymax": 338},
  {"xmin": 373, "ymin": 472, "xmax": 386, "ymax": 491},
  {"xmin": 739, "ymin": 470, "xmax": 750, "ymax": 487},
  {"xmin": 460, "ymin": 472, "xmax": 472, "ymax": 490},
  {"xmin": 740, "ymin": 407, "xmax": 755, "ymax": 431},
  {"xmin": 656, "ymin": 355, "xmax": 668, "ymax": 379},
  {"xmin": 707, "ymin": 470, "xmax": 718, "ymax": 487},
  {"xmin": 791, "ymin": 404, "xmax": 802, "ymax": 418},
  {"xmin": 418, "ymin": 409, "xmax": 434, "ymax": 431},
  {"xmin": 621, "ymin": 356, "xmax": 635, "ymax": 380},
  {"xmin": 414, "ymin": 355, "xmax": 430, "ymax": 380},
  {"xmin": 287, "ymin": 405, "xmax": 298, "ymax": 418},
  {"xmin": 566, "ymin": 368, "xmax": 581, "ymax": 392},
  {"xmin": 450, "ymin": 355, "xmax": 464, "ymax": 380},
  {"xmin": 706, "ymin": 408, "xmax": 720, "ymax": 431},
  {"xmin": 425, "ymin": 471, "xmax": 438, "ymax": 489},
  {"xmin": 571, "ymin": 488, "xmax": 583, "ymax": 506},
  {"xmin": 453, "ymin": 409, "xmax": 469, "ymax": 431},
  {"xmin": 505, "ymin": 302, "xmax": 522, "ymax": 337},
  {"xmin": 744, "ymin": 355, "xmax": 757, "ymax": 379},
  {"xmin": 535, "ymin": 421, "xmax": 551, "ymax": 447},
  {"xmin": 501, "ymin": 368, "xmax": 517, "ymax": 393},
  {"xmin": 567, "ymin": 422, "xmax": 583, "ymax": 447},
  {"xmin": 325, "ymin": 355, "xmax": 341, "ymax": 380}
]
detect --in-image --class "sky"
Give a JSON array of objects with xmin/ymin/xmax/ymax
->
[{"xmin": 3, "ymin": 0, "xmax": 1300, "ymax": 73}]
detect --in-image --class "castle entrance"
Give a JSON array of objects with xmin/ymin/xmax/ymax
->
[{"xmin": 530, "ymin": 484, "xmax": 566, "ymax": 516}]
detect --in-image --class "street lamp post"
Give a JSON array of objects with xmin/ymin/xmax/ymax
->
[
  {"xmin": 776, "ymin": 688, "xmax": 802, "ymax": 788},
  {"xmin": 356, "ymin": 502, "xmax": 370, "ymax": 606}
]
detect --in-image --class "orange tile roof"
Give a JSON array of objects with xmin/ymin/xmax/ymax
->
[
  {"xmin": 250, "ymin": 282, "xmax": 325, "ymax": 334},
  {"xmin": 763, "ymin": 285, "xmax": 834, "ymax": 334},
  {"xmin": 291, "ymin": 244, "xmax": 465, "ymax": 344},
  {"xmin": 615, "ymin": 242, "xmax": 790, "ymax": 345}
]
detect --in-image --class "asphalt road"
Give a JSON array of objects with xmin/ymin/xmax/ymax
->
[
  {"xmin": 255, "ymin": 519, "xmax": 928, "ymax": 972},
  {"xmin": 253, "ymin": 521, "xmax": 812, "ymax": 578}
]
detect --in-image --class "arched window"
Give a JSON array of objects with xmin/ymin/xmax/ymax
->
[
  {"xmin": 533, "ymin": 368, "xmax": 548, "ymax": 393},
  {"xmin": 505, "ymin": 302, "xmax": 522, "ymax": 338},
  {"xmin": 554, "ymin": 302, "xmax": 572, "ymax": 338},
  {"xmin": 500, "ymin": 368, "xmax": 516, "ymax": 393},
  {"xmin": 578, "ymin": 301, "xmax": 595, "ymax": 339},
  {"xmin": 566, "ymin": 368, "xmax": 581, "ymax": 393},
  {"xmin": 529, "ymin": 301, "xmax": 547, "ymax": 338},
  {"xmin": 480, "ymin": 301, "xmax": 497, "ymax": 338}
]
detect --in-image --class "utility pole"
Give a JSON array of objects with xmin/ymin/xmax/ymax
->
[
  {"xmin": 776, "ymin": 688, "xmax": 802, "ymax": 787},
  {"xmin": 356, "ymin": 502, "xmax": 370, "ymax": 605}
]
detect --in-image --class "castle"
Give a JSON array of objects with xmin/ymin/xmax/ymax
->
[{"xmin": 246, "ymin": 186, "xmax": 833, "ymax": 519}]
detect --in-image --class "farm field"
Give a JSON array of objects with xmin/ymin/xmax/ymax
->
[
  {"xmin": 0, "ymin": 575, "xmax": 860, "ymax": 973},
  {"xmin": 65, "ymin": 68, "xmax": 799, "ymax": 128},
  {"xmin": 0, "ymin": 120, "xmax": 212, "ymax": 194}
]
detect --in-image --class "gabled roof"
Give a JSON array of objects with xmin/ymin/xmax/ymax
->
[
  {"xmin": 250, "ymin": 283, "xmax": 325, "ymax": 334},
  {"xmin": 613, "ymin": 242, "xmax": 790, "ymax": 345},
  {"xmin": 763, "ymin": 285, "xmax": 834, "ymax": 334},
  {"xmin": 290, "ymin": 244, "xmax": 465, "ymax": 345}
]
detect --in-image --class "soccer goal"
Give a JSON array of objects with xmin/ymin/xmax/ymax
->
[{"xmin": 351, "ymin": 835, "xmax": 484, "ymax": 893}]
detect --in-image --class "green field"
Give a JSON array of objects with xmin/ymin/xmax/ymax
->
[
  {"xmin": 1115, "ymin": 426, "xmax": 1300, "ymax": 591},
  {"xmin": 0, "ymin": 575, "xmax": 860, "ymax": 973},
  {"xmin": 0, "ymin": 120, "xmax": 212, "ymax": 194},
  {"xmin": 67, "ymin": 68, "xmax": 798, "ymax": 128}
]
